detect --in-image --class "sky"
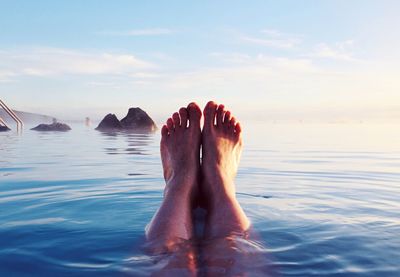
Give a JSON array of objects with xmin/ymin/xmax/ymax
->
[{"xmin": 0, "ymin": 0, "xmax": 399, "ymax": 123}]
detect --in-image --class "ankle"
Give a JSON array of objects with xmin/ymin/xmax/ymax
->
[
  {"xmin": 164, "ymin": 175, "xmax": 197, "ymax": 198},
  {"xmin": 203, "ymin": 176, "xmax": 236, "ymax": 197},
  {"xmin": 206, "ymin": 200, "xmax": 250, "ymax": 238},
  {"xmin": 203, "ymin": 164, "xmax": 236, "ymax": 183},
  {"xmin": 211, "ymin": 191, "xmax": 237, "ymax": 209},
  {"xmin": 166, "ymin": 170, "xmax": 197, "ymax": 186}
]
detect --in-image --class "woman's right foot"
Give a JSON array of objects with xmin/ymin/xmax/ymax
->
[
  {"xmin": 201, "ymin": 101, "xmax": 249, "ymax": 237},
  {"xmin": 201, "ymin": 101, "xmax": 243, "ymax": 201}
]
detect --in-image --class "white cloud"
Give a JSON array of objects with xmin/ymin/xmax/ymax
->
[
  {"xmin": 240, "ymin": 29, "xmax": 302, "ymax": 49},
  {"xmin": 97, "ymin": 28, "xmax": 174, "ymax": 36},
  {"xmin": 0, "ymin": 70, "xmax": 17, "ymax": 82},
  {"xmin": 86, "ymin": 81, "xmax": 120, "ymax": 88},
  {"xmin": 150, "ymin": 52, "xmax": 400, "ymax": 122},
  {"xmin": 309, "ymin": 41, "xmax": 356, "ymax": 61},
  {"xmin": 209, "ymin": 52, "xmax": 252, "ymax": 64},
  {"xmin": 130, "ymin": 72, "xmax": 161, "ymax": 79},
  {"xmin": 240, "ymin": 36, "xmax": 299, "ymax": 49},
  {"xmin": 0, "ymin": 47, "xmax": 154, "ymax": 80},
  {"xmin": 209, "ymin": 52, "xmax": 316, "ymax": 71},
  {"xmin": 163, "ymin": 54, "xmax": 320, "ymax": 94}
]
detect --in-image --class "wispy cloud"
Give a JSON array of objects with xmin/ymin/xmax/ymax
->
[
  {"xmin": 209, "ymin": 52, "xmax": 316, "ymax": 71},
  {"xmin": 0, "ymin": 47, "xmax": 154, "ymax": 80},
  {"xmin": 156, "ymin": 52, "xmax": 399, "ymax": 122},
  {"xmin": 209, "ymin": 52, "xmax": 252, "ymax": 64},
  {"xmin": 164, "ymin": 54, "xmax": 320, "ymax": 94},
  {"xmin": 308, "ymin": 40, "xmax": 356, "ymax": 61},
  {"xmin": 97, "ymin": 28, "xmax": 175, "ymax": 36},
  {"xmin": 240, "ymin": 29, "xmax": 302, "ymax": 49},
  {"xmin": 0, "ymin": 70, "xmax": 17, "ymax": 82},
  {"xmin": 130, "ymin": 72, "xmax": 162, "ymax": 79}
]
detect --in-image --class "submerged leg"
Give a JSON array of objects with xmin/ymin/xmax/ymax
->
[
  {"xmin": 199, "ymin": 101, "xmax": 261, "ymax": 276},
  {"xmin": 145, "ymin": 103, "xmax": 202, "ymax": 277},
  {"xmin": 201, "ymin": 101, "xmax": 249, "ymax": 238}
]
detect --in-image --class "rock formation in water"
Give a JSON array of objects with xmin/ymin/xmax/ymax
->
[
  {"xmin": 95, "ymin": 114, "xmax": 123, "ymax": 131},
  {"xmin": 96, "ymin": 108, "xmax": 156, "ymax": 132},
  {"xmin": 0, "ymin": 125, "xmax": 11, "ymax": 132},
  {"xmin": 120, "ymin": 107, "xmax": 157, "ymax": 132},
  {"xmin": 31, "ymin": 122, "xmax": 71, "ymax": 132}
]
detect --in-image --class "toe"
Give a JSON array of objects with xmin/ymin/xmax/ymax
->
[
  {"xmin": 166, "ymin": 118, "xmax": 174, "ymax": 132},
  {"xmin": 187, "ymin": 102, "xmax": 202, "ymax": 128},
  {"xmin": 235, "ymin": 122, "xmax": 242, "ymax": 135},
  {"xmin": 179, "ymin": 107, "xmax": 188, "ymax": 128},
  {"xmin": 161, "ymin": 125, "xmax": 169, "ymax": 137},
  {"xmin": 224, "ymin": 111, "xmax": 232, "ymax": 125},
  {"xmin": 172, "ymin": 112, "xmax": 180, "ymax": 129},
  {"xmin": 229, "ymin": 117, "xmax": 237, "ymax": 131},
  {"xmin": 203, "ymin": 101, "xmax": 218, "ymax": 128},
  {"xmin": 216, "ymin": 105, "xmax": 225, "ymax": 127}
]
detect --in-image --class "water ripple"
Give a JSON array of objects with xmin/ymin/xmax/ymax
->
[{"xmin": 1, "ymin": 124, "xmax": 400, "ymax": 276}]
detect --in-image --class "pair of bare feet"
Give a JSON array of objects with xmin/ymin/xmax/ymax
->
[{"xmin": 146, "ymin": 101, "xmax": 249, "ymax": 247}]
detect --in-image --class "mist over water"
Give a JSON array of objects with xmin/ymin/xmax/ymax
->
[{"xmin": 0, "ymin": 123, "xmax": 399, "ymax": 276}]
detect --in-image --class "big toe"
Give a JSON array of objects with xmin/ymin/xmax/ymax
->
[
  {"xmin": 203, "ymin": 101, "xmax": 218, "ymax": 129},
  {"xmin": 187, "ymin": 102, "xmax": 202, "ymax": 129}
]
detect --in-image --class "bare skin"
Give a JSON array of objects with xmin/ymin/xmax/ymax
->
[
  {"xmin": 201, "ymin": 101, "xmax": 250, "ymax": 238},
  {"xmin": 145, "ymin": 103, "xmax": 202, "ymax": 276},
  {"xmin": 146, "ymin": 101, "xmax": 251, "ymax": 275},
  {"xmin": 146, "ymin": 100, "xmax": 250, "ymax": 241},
  {"xmin": 146, "ymin": 102, "xmax": 202, "ymax": 246}
]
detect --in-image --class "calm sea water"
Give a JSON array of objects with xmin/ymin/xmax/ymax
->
[{"xmin": 1, "ymin": 122, "xmax": 399, "ymax": 276}]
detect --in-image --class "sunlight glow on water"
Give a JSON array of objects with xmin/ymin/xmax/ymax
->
[{"xmin": 0, "ymin": 123, "xmax": 399, "ymax": 276}]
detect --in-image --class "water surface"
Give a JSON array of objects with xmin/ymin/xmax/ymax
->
[{"xmin": 1, "ymin": 123, "xmax": 399, "ymax": 276}]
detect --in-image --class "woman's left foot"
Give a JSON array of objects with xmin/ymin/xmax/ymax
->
[{"xmin": 160, "ymin": 102, "xmax": 202, "ymax": 200}]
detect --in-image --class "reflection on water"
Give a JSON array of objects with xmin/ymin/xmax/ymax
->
[
  {"xmin": 98, "ymin": 131, "xmax": 153, "ymax": 156},
  {"xmin": 142, "ymin": 234, "xmax": 276, "ymax": 276},
  {"xmin": 0, "ymin": 123, "xmax": 399, "ymax": 276},
  {"xmin": 198, "ymin": 233, "xmax": 276, "ymax": 276}
]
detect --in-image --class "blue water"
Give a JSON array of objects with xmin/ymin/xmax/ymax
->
[{"xmin": 1, "ymin": 123, "xmax": 399, "ymax": 276}]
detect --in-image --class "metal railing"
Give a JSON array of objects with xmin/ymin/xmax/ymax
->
[
  {"xmin": 0, "ymin": 116, "xmax": 8, "ymax": 126},
  {"xmin": 0, "ymin": 99, "xmax": 24, "ymax": 131}
]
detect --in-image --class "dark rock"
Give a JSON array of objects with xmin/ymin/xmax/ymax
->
[
  {"xmin": 95, "ymin": 114, "xmax": 123, "ymax": 131},
  {"xmin": 120, "ymin": 107, "xmax": 157, "ymax": 132},
  {"xmin": 96, "ymin": 108, "xmax": 157, "ymax": 133},
  {"xmin": 31, "ymin": 122, "xmax": 71, "ymax": 132},
  {"xmin": 0, "ymin": 125, "xmax": 11, "ymax": 132}
]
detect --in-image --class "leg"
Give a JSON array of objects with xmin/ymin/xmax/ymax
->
[
  {"xmin": 201, "ymin": 101, "xmax": 250, "ymax": 238},
  {"xmin": 199, "ymin": 101, "xmax": 260, "ymax": 276},
  {"xmin": 146, "ymin": 102, "xmax": 202, "ymax": 246},
  {"xmin": 145, "ymin": 103, "xmax": 202, "ymax": 276}
]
